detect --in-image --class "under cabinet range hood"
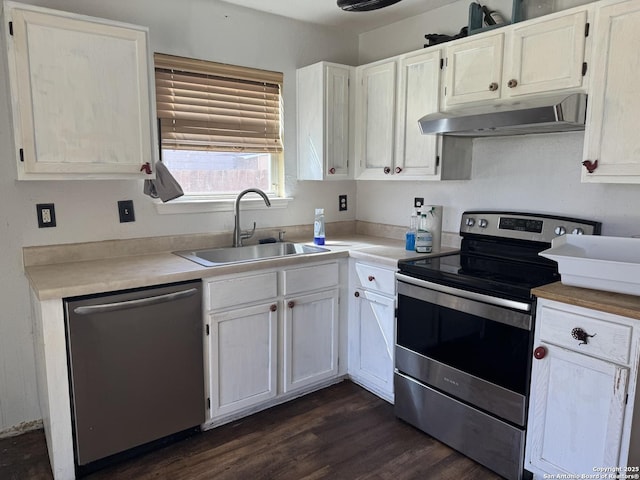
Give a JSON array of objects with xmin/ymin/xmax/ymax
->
[{"xmin": 419, "ymin": 93, "xmax": 587, "ymax": 137}]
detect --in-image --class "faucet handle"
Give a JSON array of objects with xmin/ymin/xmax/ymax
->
[
  {"xmin": 278, "ymin": 230, "xmax": 286, "ymax": 242},
  {"xmin": 241, "ymin": 222, "xmax": 257, "ymax": 240}
]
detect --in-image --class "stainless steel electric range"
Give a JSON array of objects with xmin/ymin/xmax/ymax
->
[{"xmin": 394, "ymin": 211, "xmax": 601, "ymax": 480}]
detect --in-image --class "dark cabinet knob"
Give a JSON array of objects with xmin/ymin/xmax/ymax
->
[
  {"xmin": 287, "ymin": 301, "xmax": 295, "ymax": 309},
  {"xmin": 489, "ymin": 82, "xmax": 499, "ymax": 91},
  {"xmin": 572, "ymin": 327, "xmax": 596, "ymax": 345},
  {"xmin": 368, "ymin": 275, "xmax": 375, "ymax": 282},
  {"xmin": 507, "ymin": 79, "xmax": 518, "ymax": 88},
  {"xmin": 269, "ymin": 304, "xmax": 277, "ymax": 312},
  {"xmin": 395, "ymin": 166, "xmax": 402, "ymax": 174},
  {"xmin": 582, "ymin": 160, "xmax": 598, "ymax": 173},
  {"xmin": 354, "ymin": 291, "xmax": 360, "ymax": 298},
  {"xmin": 383, "ymin": 167, "xmax": 391, "ymax": 174},
  {"xmin": 533, "ymin": 346, "xmax": 547, "ymax": 360},
  {"xmin": 329, "ymin": 167, "xmax": 336, "ymax": 174}
]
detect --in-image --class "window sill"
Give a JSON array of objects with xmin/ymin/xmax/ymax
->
[{"xmin": 153, "ymin": 196, "xmax": 293, "ymax": 215}]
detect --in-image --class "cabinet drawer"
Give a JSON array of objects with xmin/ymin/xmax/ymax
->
[
  {"xmin": 206, "ymin": 272, "xmax": 278, "ymax": 311},
  {"xmin": 354, "ymin": 262, "xmax": 396, "ymax": 295},
  {"xmin": 282, "ymin": 262, "xmax": 339, "ymax": 295},
  {"xmin": 538, "ymin": 304, "xmax": 632, "ymax": 365}
]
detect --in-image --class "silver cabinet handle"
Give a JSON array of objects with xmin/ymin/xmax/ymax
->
[{"xmin": 73, "ymin": 288, "xmax": 198, "ymax": 315}]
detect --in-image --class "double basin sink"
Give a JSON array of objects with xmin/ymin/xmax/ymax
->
[{"xmin": 174, "ymin": 242, "xmax": 330, "ymax": 267}]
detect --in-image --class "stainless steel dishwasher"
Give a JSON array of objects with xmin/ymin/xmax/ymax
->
[{"xmin": 64, "ymin": 280, "xmax": 204, "ymax": 467}]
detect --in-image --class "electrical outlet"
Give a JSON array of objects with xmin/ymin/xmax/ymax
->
[
  {"xmin": 414, "ymin": 197, "xmax": 424, "ymax": 208},
  {"xmin": 118, "ymin": 200, "xmax": 135, "ymax": 223},
  {"xmin": 36, "ymin": 203, "xmax": 56, "ymax": 228},
  {"xmin": 339, "ymin": 194, "xmax": 348, "ymax": 212}
]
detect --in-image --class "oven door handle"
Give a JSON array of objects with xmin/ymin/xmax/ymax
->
[{"xmin": 395, "ymin": 273, "xmax": 531, "ymax": 313}]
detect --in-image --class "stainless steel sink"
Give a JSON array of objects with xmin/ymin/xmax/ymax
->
[{"xmin": 174, "ymin": 242, "xmax": 330, "ymax": 267}]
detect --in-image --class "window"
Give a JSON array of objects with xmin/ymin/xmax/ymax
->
[{"xmin": 154, "ymin": 53, "xmax": 284, "ymax": 199}]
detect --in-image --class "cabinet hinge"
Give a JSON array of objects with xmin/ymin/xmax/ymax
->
[
  {"xmin": 206, "ymin": 397, "xmax": 211, "ymax": 410},
  {"xmin": 19, "ymin": 148, "xmax": 24, "ymax": 162},
  {"xmin": 436, "ymin": 155, "xmax": 440, "ymax": 167},
  {"xmin": 582, "ymin": 62, "xmax": 588, "ymax": 76},
  {"xmin": 205, "ymin": 324, "xmax": 210, "ymax": 336},
  {"xmin": 8, "ymin": 21, "xmax": 13, "ymax": 36},
  {"xmin": 439, "ymin": 58, "xmax": 444, "ymax": 69},
  {"xmin": 585, "ymin": 22, "xmax": 590, "ymax": 37},
  {"xmin": 626, "ymin": 393, "xmax": 629, "ymax": 405},
  {"xmin": 394, "ymin": 307, "xmax": 398, "ymax": 319}
]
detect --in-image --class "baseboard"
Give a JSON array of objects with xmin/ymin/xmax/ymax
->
[{"xmin": 0, "ymin": 419, "xmax": 43, "ymax": 439}]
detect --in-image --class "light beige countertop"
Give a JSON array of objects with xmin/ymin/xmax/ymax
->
[
  {"xmin": 533, "ymin": 282, "xmax": 640, "ymax": 321},
  {"xmin": 25, "ymin": 234, "xmax": 457, "ymax": 301}
]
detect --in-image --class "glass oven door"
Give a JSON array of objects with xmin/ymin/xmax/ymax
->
[{"xmin": 395, "ymin": 273, "xmax": 534, "ymax": 426}]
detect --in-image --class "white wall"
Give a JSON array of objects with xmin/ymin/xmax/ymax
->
[
  {"xmin": 0, "ymin": 0, "xmax": 358, "ymax": 433},
  {"xmin": 358, "ymin": 133, "xmax": 640, "ymax": 237},
  {"xmin": 356, "ymin": 0, "xmax": 638, "ymax": 238},
  {"xmin": 358, "ymin": 0, "xmax": 514, "ymax": 63}
]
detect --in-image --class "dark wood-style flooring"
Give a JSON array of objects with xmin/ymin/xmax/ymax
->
[{"xmin": 0, "ymin": 381, "xmax": 502, "ymax": 479}]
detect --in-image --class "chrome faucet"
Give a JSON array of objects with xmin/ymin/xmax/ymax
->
[{"xmin": 233, "ymin": 188, "xmax": 271, "ymax": 247}]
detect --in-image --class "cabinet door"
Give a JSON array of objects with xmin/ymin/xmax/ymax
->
[
  {"xmin": 527, "ymin": 342, "xmax": 628, "ymax": 475},
  {"xmin": 582, "ymin": 0, "xmax": 640, "ymax": 183},
  {"xmin": 356, "ymin": 61, "xmax": 396, "ymax": 179},
  {"xmin": 6, "ymin": 6, "xmax": 155, "ymax": 180},
  {"xmin": 209, "ymin": 303, "xmax": 278, "ymax": 418},
  {"xmin": 325, "ymin": 65, "xmax": 351, "ymax": 178},
  {"xmin": 283, "ymin": 289, "xmax": 339, "ymax": 393},
  {"xmin": 297, "ymin": 63, "xmax": 351, "ymax": 180},
  {"xmin": 395, "ymin": 50, "xmax": 441, "ymax": 178},
  {"xmin": 443, "ymin": 32, "xmax": 504, "ymax": 108},
  {"xmin": 503, "ymin": 11, "xmax": 587, "ymax": 98},
  {"xmin": 351, "ymin": 289, "xmax": 395, "ymax": 402}
]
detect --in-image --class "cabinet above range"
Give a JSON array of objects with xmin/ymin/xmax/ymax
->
[
  {"xmin": 2, "ymin": 1, "xmax": 157, "ymax": 180},
  {"xmin": 442, "ymin": 9, "xmax": 589, "ymax": 109}
]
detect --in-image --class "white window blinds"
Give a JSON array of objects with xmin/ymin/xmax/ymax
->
[{"xmin": 154, "ymin": 53, "xmax": 283, "ymax": 153}]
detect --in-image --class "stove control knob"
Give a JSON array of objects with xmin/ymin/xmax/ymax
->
[
  {"xmin": 572, "ymin": 227, "xmax": 584, "ymax": 235},
  {"xmin": 478, "ymin": 219, "xmax": 488, "ymax": 228},
  {"xmin": 465, "ymin": 218, "xmax": 475, "ymax": 227},
  {"xmin": 554, "ymin": 226, "xmax": 567, "ymax": 236}
]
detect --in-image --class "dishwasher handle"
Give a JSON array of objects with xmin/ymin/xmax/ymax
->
[{"xmin": 73, "ymin": 288, "xmax": 199, "ymax": 315}]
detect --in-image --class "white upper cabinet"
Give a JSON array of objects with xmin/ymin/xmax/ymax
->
[
  {"xmin": 443, "ymin": 32, "xmax": 505, "ymax": 108},
  {"xmin": 355, "ymin": 50, "xmax": 469, "ymax": 181},
  {"xmin": 442, "ymin": 9, "xmax": 589, "ymax": 110},
  {"xmin": 394, "ymin": 49, "xmax": 442, "ymax": 179},
  {"xmin": 297, "ymin": 62, "xmax": 353, "ymax": 181},
  {"xmin": 503, "ymin": 10, "xmax": 588, "ymax": 99},
  {"xmin": 582, "ymin": 0, "xmax": 640, "ymax": 183},
  {"xmin": 3, "ymin": 2, "xmax": 157, "ymax": 180},
  {"xmin": 355, "ymin": 60, "xmax": 397, "ymax": 179}
]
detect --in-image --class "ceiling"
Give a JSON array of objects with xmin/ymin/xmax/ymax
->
[{"xmin": 218, "ymin": 0, "xmax": 460, "ymax": 34}]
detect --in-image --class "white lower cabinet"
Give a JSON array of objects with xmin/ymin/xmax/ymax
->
[
  {"xmin": 348, "ymin": 259, "xmax": 396, "ymax": 402},
  {"xmin": 283, "ymin": 289, "xmax": 339, "ymax": 393},
  {"xmin": 203, "ymin": 261, "xmax": 341, "ymax": 424},
  {"xmin": 526, "ymin": 298, "xmax": 640, "ymax": 478},
  {"xmin": 209, "ymin": 303, "xmax": 278, "ymax": 418}
]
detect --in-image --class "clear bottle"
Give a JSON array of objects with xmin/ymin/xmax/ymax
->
[
  {"xmin": 405, "ymin": 211, "xmax": 417, "ymax": 251},
  {"xmin": 415, "ymin": 213, "xmax": 433, "ymax": 253},
  {"xmin": 314, "ymin": 208, "xmax": 325, "ymax": 245}
]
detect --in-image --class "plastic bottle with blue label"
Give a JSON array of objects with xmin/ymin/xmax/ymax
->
[
  {"xmin": 314, "ymin": 208, "xmax": 325, "ymax": 245},
  {"xmin": 405, "ymin": 211, "xmax": 417, "ymax": 251}
]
